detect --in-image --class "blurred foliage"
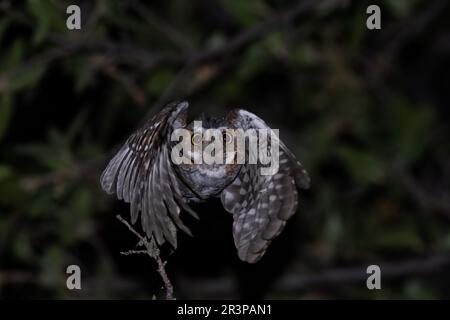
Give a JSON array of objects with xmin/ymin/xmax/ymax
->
[{"xmin": 0, "ymin": 0, "xmax": 449, "ymax": 299}]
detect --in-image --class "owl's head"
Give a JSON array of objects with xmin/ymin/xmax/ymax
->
[{"xmin": 175, "ymin": 114, "xmax": 241, "ymax": 198}]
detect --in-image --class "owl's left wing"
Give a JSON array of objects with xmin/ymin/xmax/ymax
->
[
  {"xmin": 221, "ymin": 109, "xmax": 310, "ymax": 263},
  {"xmin": 100, "ymin": 101, "xmax": 196, "ymax": 248}
]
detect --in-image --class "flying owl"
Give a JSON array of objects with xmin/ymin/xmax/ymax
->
[{"xmin": 100, "ymin": 101, "xmax": 310, "ymax": 263}]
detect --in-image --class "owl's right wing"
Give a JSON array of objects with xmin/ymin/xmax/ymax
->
[
  {"xmin": 221, "ymin": 109, "xmax": 310, "ymax": 263},
  {"xmin": 100, "ymin": 101, "xmax": 196, "ymax": 248}
]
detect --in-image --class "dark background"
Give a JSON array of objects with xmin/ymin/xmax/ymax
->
[{"xmin": 0, "ymin": 0, "xmax": 449, "ymax": 299}]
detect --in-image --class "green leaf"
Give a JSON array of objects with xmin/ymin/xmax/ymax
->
[
  {"xmin": 28, "ymin": 0, "xmax": 51, "ymax": 44},
  {"xmin": 323, "ymin": 211, "xmax": 343, "ymax": 245},
  {"xmin": 238, "ymin": 41, "xmax": 270, "ymax": 80},
  {"xmin": 372, "ymin": 225, "xmax": 423, "ymax": 252},
  {"xmin": 294, "ymin": 43, "xmax": 319, "ymax": 67},
  {"xmin": 71, "ymin": 188, "xmax": 92, "ymax": 219},
  {"xmin": 27, "ymin": 0, "xmax": 67, "ymax": 44},
  {"xmin": 0, "ymin": 165, "xmax": 25, "ymax": 205},
  {"xmin": 145, "ymin": 69, "xmax": 175, "ymax": 96},
  {"xmin": 66, "ymin": 109, "xmax": 89, "ymax": 142},
  {"xmin": 9, "ymin": 65, "xmax": 45, "ymax": 92},
  {"xmin": 0, "ymin": 95, "xmax": 13, "ymax": 141},
  {"xmin": 220, "ymin": 0, "xmax": 267, "ymax": 27},
  {"xmin": 13, "ymin": 232, "xmax": 35, "ymax": 262},
  {"xmin": 336, "ymin": 147, "xmax": 385, "ymax": 184},
  {"xmin": 17, "ymin": 128, "xmax": 73, "ymax": 171},
  {"xmin": 388, "ymin": 98, "xmax": 435, "ymax": 167},
  {"xmin": 40, "ymin": 245, "xmax": 64, "ymax": 285},
  {"xmin": 30, "ymin": 191, "xmax": 55, "ymax": 217},
  {"xmin": 403, "ymin": 281, "xmax": 436, "ymax": 299},
  {"xmin": 0, "ymin": 38, "xmax": 25, "ymax": 71},
  {"xmin": 0, "ymin": 17, "xmax": 10, "ymax": 42},
  {"xmin": 0, "ymin": 165, "xmax": 12, "ymax": 181},
  {"xmin": 58, "ymin": 188, "xmax": 93, "ymax": 244},
  {"xmin": 384, "ymin": 0, "xmax": 419, "ymax": 18},
  {"xmin": 75, "ymin": 64, "xmax": 95, "ymax": 93}
]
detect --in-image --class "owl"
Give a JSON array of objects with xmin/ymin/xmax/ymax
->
[{"xmin": 100, "ymin": 101, "xmax": 310, "ymax": 263}]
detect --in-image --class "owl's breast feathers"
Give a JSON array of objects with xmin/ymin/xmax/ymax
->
[{"xmin": 177, "ymin": 162, "xmax": 240, "ymax": 198}]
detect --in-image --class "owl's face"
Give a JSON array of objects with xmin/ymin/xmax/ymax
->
[{"xmin": 175, "ymin": 116, "xmax": 241, "ymax": 198}]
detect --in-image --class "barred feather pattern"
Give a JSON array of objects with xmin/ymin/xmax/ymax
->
[
  {"xmin": 220, "ymin": 109, "xmax": 309, "ymax": 263},
  {"xmin": 100, "ymin": 102, "xmax": 194, "ymax": 248}
]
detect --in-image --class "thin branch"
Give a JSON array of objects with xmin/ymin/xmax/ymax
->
[
  {"xmin": 116, "ymin": 214, "xmax": 145, "ymax": 242},
  {"xmin": 276, "ymin": 253, "xmax": 450, "ymax": 293},
  {"xmin": 120, "ymin": 250, "xmax": 148, "ymax": 256},
  {"xmin": 116, "ymin": 214, "xmax": 174, "ymax": 300},
  {"xmin": 401, "ymin": 175, "xmax": 450, "ymax": 218},
  {"xmin": 20, "ymin": 155, "xmax": 105, "ymax": 193},
  {"xmin": 130, "ymin": 0, "xmax": 194, "ymax": 52},
  {"xmin": 187, "ymin": 0, "xmax": 338, "ymax": 64},
  {"xmin": 380, "ymin": 0, "xmax": 447, "ymax": 69},
  {"xmin": 95, "ymin": 57, "xmax": 146, "ymax": 106}
]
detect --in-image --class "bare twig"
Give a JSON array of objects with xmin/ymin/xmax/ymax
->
[
  {"xmin": 381, "ymin": 0, "xmax": 447, "ymax": 69},
  {"xmin": 20, "ymin": 155, "xmax": 105, "ymax": 192},
  {"xmin": 116, "ymin": 214, "xmax": 174, "ymax": 300},
  {"xmin": 95, "ymin": 57, "xmax": 146, "ymax": 106},
  {"xmin": 401, "ymin": 175, "xmax": 450, "ymax": 218},
  {"xmin": 187, "ymin": 0, "xmax": 339, "ymax": 65},
  {"xmin": 130, "ymin": 0, "xmax": 194, "ymax": 52},
  {"xmin": 120, "ymin": 250, "xmax": 148, "ymax": 256},
  {"xmin": 275, "ymin": 253, "xmax": 450, "ymax": 293}
]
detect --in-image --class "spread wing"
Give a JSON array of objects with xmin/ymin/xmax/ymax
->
[
  {"xmin": 221, "ymin": 109, "xmax": 310, "ymax": 263},
  {"xmin": 100, "ymin": 101, "xmax": 196, "ymax": 248}
]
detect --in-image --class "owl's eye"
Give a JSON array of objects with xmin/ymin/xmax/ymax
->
[
  {"xmin": 192, "ymin": 133, "xmax": 202, "ymax": 145},
  {"xmin": 223, "ymin": 132, "xmax": 233, "ymax": 145}
]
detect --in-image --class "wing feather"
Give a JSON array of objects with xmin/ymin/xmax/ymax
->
[
  {"xmin": 221, "ymin": 109, "xmax": 309, "ymax": 263},
  {"xmin": 100, "ymin": 101, "xmax": 194, "ymax": 247}
]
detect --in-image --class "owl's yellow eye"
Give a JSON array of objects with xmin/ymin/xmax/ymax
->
[
  {"xmin": 192, "ymin": 133, "xmax": 202, "ymax": 145},
  {"xmin": 224, "ymin": 132, "xmax": 233, "ymax": 144}
]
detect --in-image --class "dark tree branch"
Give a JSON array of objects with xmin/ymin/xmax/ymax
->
[
  {"xmin": 116, "ymin": 214, "xmax": 175, "ymax": 300},
  {"xmin": 276, "ymin": 253, "xmax": 450, "ymax": 293},
  {"xmin": 381, "ymin": 0, "xmax": 447, "ymax": 69},
  {"xmin": 401, "ymin": 175, "xmax": 450, "ymax": 218},
  {"xmin": 130, "ymin": 0, "xmax": 194, "ymax": 52},
  {"xmin": 187, "ymin": 0, "xmax": 341, "ymax": 65}
]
